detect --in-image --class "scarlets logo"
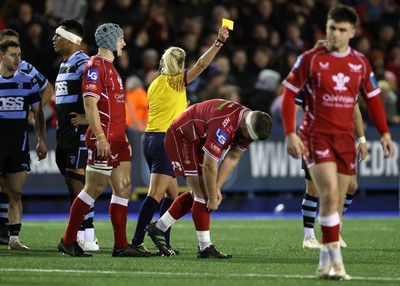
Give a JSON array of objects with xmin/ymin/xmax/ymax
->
[{"xmin": 332, "ymin": 73, "xmax": 349, "ymax": 91}]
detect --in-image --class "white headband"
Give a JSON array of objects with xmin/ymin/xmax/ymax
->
[
  {"xmin": 245, "ymin": 111, "xmax": 259, "ymax": 141},
  {"xmin": 55, "ymin": 27, "xmax": 82, "ymax": 45}
]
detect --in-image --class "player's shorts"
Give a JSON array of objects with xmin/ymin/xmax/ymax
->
[
  {"xmin": 164, "ymin": 129, "xmax": 204, "ymax": 177},
  {"xmin": 56, "ymin": 135, "xmax": 87, "ymax": 176},
  {"xmin": 301, "ymin": 157, "xmax": 312, "ymax": 181},
  {"xmin": 86, "ymin": 140, "xmax": 131, "ymax": 168},
  {"xmin": 300, "ymin": 132, "xmax": 356, "ymax": 176},
  {"xmin": 0, "ymin": 141, "xmax": 30, "ymax": 175},
  {"xmin": 142, "ymin": 132, "xmax": 174, "ymax": 177}
]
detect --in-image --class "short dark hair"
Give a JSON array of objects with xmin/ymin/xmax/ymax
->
[
  {"xmin": 0, "ymin": 40, "xmax": 20, "ymax": 54},
  {"xmin": 327, "ymin": 5, "xmax": 359, "ymax": 26},
  {"xmin": 59, "ymin": 18, "xmax": 85, "ymax": 38},
  {"xmin": 0, "ymin": 29, "xmax": 20, "ymax": 41},
  {"xmin": 254, "ymin": 111, "xmax": 272, "ymax": 141}
]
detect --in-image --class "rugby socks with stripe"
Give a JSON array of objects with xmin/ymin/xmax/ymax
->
[
  {"xmin": 62, "ymin": 191, "xmax": 93, "ymax": 245},
  {"xmin": 301, "ymin": 193, "xmax": 318, "ymax": 237},
  {"xmin": 0, "ymin": 192, "xmax": 9, "ymax": 238},
  {"xmin": 109, "ymin": 195, "xmax": 129, "ymax": 249},
  {"xmin": 192, "ymin": 199, "xmax": 212, "ymax": 251}
]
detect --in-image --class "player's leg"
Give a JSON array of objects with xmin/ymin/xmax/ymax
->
[
  {"xmin": 187, "ymin": 176, "xmax": 231, "ymax": 259},
  {"xmin": 162, "ymin": 178, "xmax": 180, "ymax": 251},
  {"xmin": 343, "ymin": 175, "xmax": 357, "ymax": 214},
  {"xmin": 0, "ymin": 180, "xmax": 10, "ymax": 245},
  {"xmin": 5, "ymin": 171, "xmax": 28, "ymax": 250},
  {"xmin": 110, "ymin": 159, "xmax": 150, "ymax": 257},
  {"xmin": 338, "ymin": 174, "xmax": 357, "ymax": 248},
  {"xmin": 58, "ymin": 166, "xmax": 108, "ymax": 257},
  {"xmin": 131, "ymin": 172, "xmax": 171, "ymax": 252},
  {"xmin": 311, "ymin": 163, "xmax": 350, "ymax": 279},
  {"xmin": 301, "ymin": 168, "xmax": 320, "ymax": 249}
]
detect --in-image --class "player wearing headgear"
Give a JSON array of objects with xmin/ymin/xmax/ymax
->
[
  {"xmin": 58, "ymin": 23, "xmax": 148, "ymax": 257},
  {"xmin": 53, "ymin": 18, "xmax": 99, "ymax": 252}
]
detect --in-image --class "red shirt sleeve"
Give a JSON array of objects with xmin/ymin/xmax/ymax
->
[
  {"xmin": 364, "ymin": 95, "xmax": 390, "ymax": 135},
  {"xmin": 281, "ymin": 87, "xmax": 298, "ymax": 134}
]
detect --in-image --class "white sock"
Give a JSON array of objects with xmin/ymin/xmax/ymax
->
[
  {"xmin": 85, "ymin": 228, "xmax": 95, "ymax": 242},
  {"xmin": 326, "ymin": 242, "xmax": 343, "ymax": 262},
  {"xmin": 77, "ymin": 230, "xmax": 85, "ymax": 241},
  {"xmin": 197, "ymin": 230, "xmax": 211, "ymax": 251},
  {"xmin": 9, "ymin": 235, "xmax": 18, "ymax": 242},
  {"xmin": 318, "ymin": 244, "xmax": 331, "ymax": 268},
  {"xmin": 304, "ymin": 227, "xmax": 315, "ymax": 238},
  {"xmin": 156, "ymin": 211, "xmax": 176, "ymax": 232}
]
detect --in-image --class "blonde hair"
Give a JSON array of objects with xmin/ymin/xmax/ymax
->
[{"xmin": 159, "ymin": 47, "xmax": 186, "ymax": 75}]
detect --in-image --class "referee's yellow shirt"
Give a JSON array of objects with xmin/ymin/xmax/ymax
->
[{"xmin": 146, "ymin": 72, "xmax": 188, "ymax": 133}]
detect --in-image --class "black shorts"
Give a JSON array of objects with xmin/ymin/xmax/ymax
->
[
  {"xmin": 301, "ymin": 156, "xmax": 312, "ymax": 181},
  {"xmin": 56, "ymin": 134, "xmax": 87, "ymax": 176},
  {"xmin": 142, "ymin": 132, "xmax": 174, "ymax": 177},
  {"xmin": 0, "ymin": 132, "xmax": 31, "ymax": 175}
]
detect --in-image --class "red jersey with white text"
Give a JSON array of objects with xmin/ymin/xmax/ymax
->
[
  {"xmin": 169, "ymin": 99, "xmax": 252, "ymax": 161},
  {"xmin": 283, "ymin": 46, "xmax": 380, "ymax": 135},
  {"xmin": 82, "ymin": 55, "xmax": 126, "ymax": 142}
]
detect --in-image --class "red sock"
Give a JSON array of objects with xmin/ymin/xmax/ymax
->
[
  {"xmin": 109, "ymin": 203, "xmax": 129, "ymax": 249},
  {"xmin": 63, "ymin": 197, "xmax": 91, "ymax": 244},
  {"xmin": 169, "ymin": 191, "xmax": 194, "ymax": 219},
  {"xmin": 321, "ymin": 224, "xmax": 340, "ymax": 244},
  {"xmin": 192, "ymin": 201, "xmax": 210, "ymax": 231}
]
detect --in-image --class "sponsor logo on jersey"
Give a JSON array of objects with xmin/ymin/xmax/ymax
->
[
  {"xmin": 117, "ymin": 76, "xmax": 123, "ymax": 90},
  {"xmin": 55, "ymin": 81, "xmax": 68, "ymax": 96},
  {"xmin": 209, "ymin": 142, "xmax": 221, "ymax": 153},
  {"xmin": 370, "ymin": 71, "xmax": 378, "ymax": 89},
  {"xmin": 332, "ymin": 73, "xmax": 350, "ymax": 91},
  {"xmin": 319, "ymin": 62, "xmax": 329, "ymax": 70},
  {"xmin": 0, "ymin": 96, "xmax": 24, "ymax": 110},
  {"xmin": 348, "ymin": 63, "xmax": 362, "ymax": 73},
  {"xmin": 315, "ymin": 149, "xmax": 330, "ymax": 158},
  {"xmin": 86, "ymin": 69, "xmax": 99, "ymax": 81},
  {"xmin": 85, "ymin": 83, "xmax": 97, "ymax": 91},
  {"xmin": 115, "ymin": 93, "xmax": 125, "ymax": 103},
  {"xmin": 293, "ymin": 55, "xmax": 303, "ymax": 69},
  {"xmin": 214, "ymin": 128, "xmax": 227, "ymax": 146},
  {"xmin": 222, "ymin": 117, "xmax": 230, "ymax": 128},
  {"xmin": 322, "ymin": 94, "xmax": 355, "ymax": 104}
]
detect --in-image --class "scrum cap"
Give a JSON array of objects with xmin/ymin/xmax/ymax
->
[{"xmin": 95, "ymin": 23, "xmax": 123, "ymax": 52}]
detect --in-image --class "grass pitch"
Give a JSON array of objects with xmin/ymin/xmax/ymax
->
[{"xmin": 0, "ymin": 217, "xmax": 399, "ymax": 286}]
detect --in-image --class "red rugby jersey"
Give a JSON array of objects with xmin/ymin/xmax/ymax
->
[
  {"xmin": 82, "ymin": 55, "xmax": 126, "ymax": 142},
  {"xmin": 170, "ymin": 99, "xmax": 252, "ymax": 161}
]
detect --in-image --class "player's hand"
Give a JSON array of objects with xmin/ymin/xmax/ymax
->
[
  {"xmin": 96, "ymin": 140, "xmax": 111, "ymax": 160},
  {"xmin": 218, "ymin": 26, "xmax": 229, "ymax": 43},
  {"xmin": 381, "ymin": 135, "xmax": 395, "ymax": 158},
  {"xmin": 216, "ymin": 188, "xmax": 222, "ymax": 206},
  {"xmin": 36, "ymin": 141, "xmax": 47, "ymax": 161},
  {"xmin": 206, "ymin": 198, "xmax": 219, "ymax": 213},
  {"xmin": 356, "ymin": 142, "xmax": 368, "ymax": 162},
  {"xmin": 285, "ymin": 133, "xmax": 305, "ymax": 159},
  {"xmin": 70, "ymin": 112, "xmax": 87, "ymax": 126}
]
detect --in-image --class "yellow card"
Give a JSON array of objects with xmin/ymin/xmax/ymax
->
[{"xmin": 222, "ymin": 18, "xmax": 234, "ymax": 30}]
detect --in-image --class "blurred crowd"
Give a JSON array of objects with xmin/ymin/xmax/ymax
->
[{"xmin": 1, "ymin": 0, "xmax": 400, "ymax": 129}]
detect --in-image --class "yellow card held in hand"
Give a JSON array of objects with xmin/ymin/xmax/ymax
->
[{"xmin": 222, "ymin": 18, "xmax": 234, "ymax": 30}]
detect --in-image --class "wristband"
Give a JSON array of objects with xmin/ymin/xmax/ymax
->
[
  {"xmin": 357, "ymin": 136, "xmax": 366, "ymax": 144},
  {"xmin": 214, "ymin": 39, "xmax": 224, "ymax": 47},
  {"xmin": 96, "ymin": 133, "xmax": 106, "ymax": 141}
]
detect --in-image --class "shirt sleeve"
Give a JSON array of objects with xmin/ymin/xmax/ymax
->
[{"xmin": 82, "ymin": 62, "xmax": 104, "ymax": 99}]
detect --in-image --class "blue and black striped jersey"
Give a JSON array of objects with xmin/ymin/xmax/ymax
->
[
  {"xmin": 0, "ymin": 71, "xmax": 40, "ymax": 131},
  {"xmin": 19, "ymin": 60, "xmax": 48, "ymax": 92},
  {"xmin": 55, "ymin": 50, "xmax": 90, "ymax": 139}
]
